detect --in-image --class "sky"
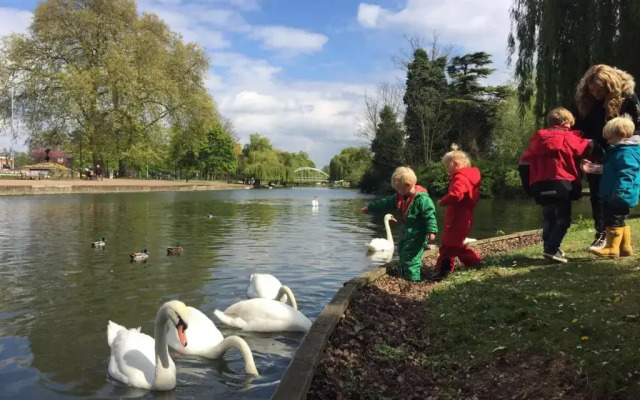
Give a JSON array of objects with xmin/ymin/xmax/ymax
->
[{"xmin": 0, "ymin": 0, "xmax": 513, "ymax": 167}]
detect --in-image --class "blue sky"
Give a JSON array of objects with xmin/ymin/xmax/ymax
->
[{"xmin": 0, "ymin": 0, "xmax": 513, "ymax": 167}]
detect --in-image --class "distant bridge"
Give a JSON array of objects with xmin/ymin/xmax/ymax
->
[{"xmin": 292, "ymin": 167, "xmax": 329, "ymax": 182}]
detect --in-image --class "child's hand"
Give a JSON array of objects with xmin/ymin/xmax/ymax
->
[
  {"xmin": 361, "ymin": 207, "xmax": 368, "ymax": 214},
  {"xmin": 427, "ymin": 233, "xmax": 436, "ymax": 241}
]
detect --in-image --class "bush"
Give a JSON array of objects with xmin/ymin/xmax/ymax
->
[{"xmin": 416, "ymin": 160, "xmax": 528, "ymax": 198}]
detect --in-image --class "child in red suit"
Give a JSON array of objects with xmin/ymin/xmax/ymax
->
[{"xmin": 435, "ymin": 146, "xmax": 483, "ymax": 280}]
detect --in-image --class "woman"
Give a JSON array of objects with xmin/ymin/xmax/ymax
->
[{"xmin": 574, "ymin": 64, "xmax": 640, "ymax": 251}]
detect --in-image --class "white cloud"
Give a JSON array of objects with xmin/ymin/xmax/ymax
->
[
  {"xmin": 250, "ymin": 26, "xmax": 328, "ymax": 54},
  {"xmin": 208, "ymin": 52, "xmax": 374, "ymax": 166},
  {"xmin": 357, "ymin": 0, "xmax": 513, "ymax": 83},
  {"xmin": 0, "ymin": 7, "xmax": 32, "ymax": 37}
]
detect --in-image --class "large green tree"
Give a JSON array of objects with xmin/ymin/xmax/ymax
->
[
  {"xmin": 371, "ymin": 105, "xmax": 404, "ymax": 173},
  {"xmin": 445, "ymin": 52, "xmax": 509, "ymax": 156},
  {"xmin": 328, "ymin": 146, "xmax": 371, "ymax": 185},
  {"xmin": 199, "ymin": 124, "xmax": 238, "ymax": 178},
  {"xmin": 403, "ymin": 48, "xmax": 449, "ymax": 165},
  {"xmin": 0, "ymin": 0, "xmax": 217, "ymax": 175},
  {"xmin": 508, "ymin": 0, "xmax": 640, "ymax": 117}
]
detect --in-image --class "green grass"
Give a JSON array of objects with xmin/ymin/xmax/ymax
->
[{"xmin": 423, "ymin": 218, "xmax": 640, "ymax": 397}]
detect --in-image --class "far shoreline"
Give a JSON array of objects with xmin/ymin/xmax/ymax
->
[{"xmin": 0, "ymin": 178, "xmax": 252, "ymax": 196}]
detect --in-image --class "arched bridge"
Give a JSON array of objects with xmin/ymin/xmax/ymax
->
[{"xmin": 293, "ymin": 167, "xmax": 329, "ymax": 182}]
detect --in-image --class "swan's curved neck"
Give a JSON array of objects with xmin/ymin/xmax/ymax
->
[
  {"xmin": 277, "ymin": 285, "xmax": 298, "ymax": 310},
  {"xmin": 209, "ymin": 335, "xmax": 259, "ymax": 375},
  {"xmin": 384, "ymin": 218, "xmax": 393, "ymax": 242},
  {"xmin": 153, "ymin": 306, "xmax": 174, "ymax": 387}
]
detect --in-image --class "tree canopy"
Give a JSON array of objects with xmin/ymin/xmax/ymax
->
[{"xmin": 0, "ymin": 0, "xmax": 218, "ymax": 174}]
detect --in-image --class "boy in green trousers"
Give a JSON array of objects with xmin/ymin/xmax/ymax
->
[{"xmin": 362, "ymin": 167, "xmax": 438, "ymax": 281}]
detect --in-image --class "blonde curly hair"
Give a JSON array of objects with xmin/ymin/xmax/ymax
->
[
  {"xmin": 575, "ymin": 64, "xmax": 636, "ymax": 119},
  {"xmin": 442, "ymin": 144, "xmax": 471, "ymax": 168}
]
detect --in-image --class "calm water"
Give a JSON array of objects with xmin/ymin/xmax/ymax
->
[{"xmin": 0, "ymin": 187, "xmax": 601, "ymax": 399}]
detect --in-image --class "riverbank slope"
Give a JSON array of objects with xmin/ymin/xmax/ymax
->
[
  {"xmin": 0, "ymin": 178, "xmax": 249, "ymax": 196},
  {"xmin": 309, "ymin": 219, "xmax": 640, "ymax": 399}
]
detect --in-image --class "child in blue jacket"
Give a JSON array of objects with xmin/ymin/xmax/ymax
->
[{"xmin": 591, "ymin": 115, "xmax": 640, "ymax": 257}]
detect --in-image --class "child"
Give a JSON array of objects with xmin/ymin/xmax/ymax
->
[
  {"xmin": 591, "ymin": 115, "xmax": 640, "ymax": 257},
  {"xmin": 361, "ymin": 166, "xmax": 438, "ymax": 281},
  {"xmin": 435, "ymin": 146, "xmax": 482, "ymax": 280},
  {"xmin": 519, "ymin": 107, "xmax": 593, "ymax": 263}
]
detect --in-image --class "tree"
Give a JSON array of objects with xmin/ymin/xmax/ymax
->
[
  {"xmin": 489, "ymin": 87, "xmax": 537, "ymax": 161},
  {"xmin": 0, "ymin": 0, "xmax": 217, "ymax": 176},
  {"xmin": 445, "ymin": 52, "xmax": 509, "ymax": 156},
  {"xmin": 508, "ymin": 0, "xmax": 640, "ymax": 117},
  {"xmin": 371, "ymin": 105, "xmax": 404, "ymax": 173},
  {"xmin": 328, "ymin": 146, "xmax": 372, "ymax": 185},
  {"xmin": 199, "ymin": 125, "xmax": 238, "ymax": 178},
  {"xmin": 403, "ymin": 48, "xmax": 450, "ymax": 165},
  {"xmin": 358, "ymin": 82, "xmax": 404, "ymax": 143}
]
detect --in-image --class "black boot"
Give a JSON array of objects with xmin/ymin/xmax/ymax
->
[{"xmin": 434, "ymin": 258, "xmax": 452, "ymax": 281}]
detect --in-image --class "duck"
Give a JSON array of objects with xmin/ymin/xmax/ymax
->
[
  {"xmin": 311, "ymin": 196, "xmax": 319, "ymax": 207},
  {"xmin": 205, "ymin": 214, "xmax": 214, "ymax": 218},
  {"xmin": 130, "ymin": 247, "xmax": 149, "ymax": 262},
  {"xmin": 92, "ymin": 236, "xmax": 106, "ymax": 248},
  {"xmin": 247, "ymin": 273, "xmax": 298, "ymax": 309},
  {"xmin": 166, "ymin": 306, "xmax": 258, "ymax": 375},
  {"xmin": 167, "ymin": 244, "xmax": 183, "ymax": 255},
  {"xmin": 107, "ymin": 300, "xmax": 189, "ymax": 391},
  {"xmin": 214, "ymin": 298, "xmax": 312, "ymax": 332},
  {"xmin": 365, "ymin": 214, "xmax": 397, "ymax": 252}
]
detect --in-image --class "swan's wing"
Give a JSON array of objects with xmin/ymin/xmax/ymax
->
[
  {"xmin": 222, "ymin": 299, "xmax": 311, "ymax": 332},
  {"xmin": 247, "ymin": 274, "xmax": 282, "ymax": 299},
  {"xmin": 214, "ymin": 309, "xmax": 248, "ymax": 329},
  {"xmin": 167, "ymin": 306, "xmax": 223, "ymax": 356},
  {"xmin": 366, "ymin": 238, "xmax": 394, "ymax": 251},
  {"xmin": 107, "ymin": 327, "xmax": 156, "ymax": 389},
  {"xmin": 107, "ymin": 321, "xmax": 140, "ymax": 347}
]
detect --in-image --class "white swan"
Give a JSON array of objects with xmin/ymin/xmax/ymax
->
[
  {"xmin": 365, "ymin": 214, "xmax": 397, "ymax": 252},
  {"xmin": 166, "ymin": 306, "xmax": 258, "ymax": 375},
  {"xmin": 214, "ymin": 298, "xmax": 312, "ymax": 332},
  {"xmin": 311, "ymin": 197, "xmax": 319, "ymax": 207},
  {"xmin": 107, "ymin": 300, "xmax": 189, "ymax": 391},
  {"xmin": 246, "ymin": 273, "xmax": 298, "ymax": 309}
]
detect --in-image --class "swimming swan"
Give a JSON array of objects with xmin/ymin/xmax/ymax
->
[
  {"xmin": 311, "ymin": 197, "xmax": 319, "ymax": 207},
  {"xmin": 365, "ymin": 214, "xmax": 397, "ymax": 252},
  {"xmin": 107, "ymin": 300, "xmax": 189, "ymax": 391},
  {"xmin": 166, "ymin": 306, "xmax": 258, "ymax": 375},
  {"xmin": 214, "ymin": 298, "xmax": 312, "ymax": 332},
  {"xmin": 246, "ymin": 273, "xmax": 298, "ymax": 309}
]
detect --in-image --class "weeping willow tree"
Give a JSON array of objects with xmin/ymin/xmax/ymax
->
[{"xmin": 508, "ymin": 0, "xmax": 640, "ymax": 117}]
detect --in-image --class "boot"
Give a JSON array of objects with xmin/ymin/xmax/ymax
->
[
  {"xmin": 620, "ymin": 226, "xmax": 634, "ymax": 257},
  {"xmin": 591, "ymin": 227, "xmax": 623, "ymax": 258}
]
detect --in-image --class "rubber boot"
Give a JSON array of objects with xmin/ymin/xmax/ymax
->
[
  {"xmin": 591, "ymin": 227, "xmax": 623, "ymax": 258},
  {"xmin": 620, "ymin": 226, "xmax": 634, "ymax": 257}
]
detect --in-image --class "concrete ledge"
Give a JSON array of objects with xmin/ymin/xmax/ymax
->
[{"xmin": 270, "ymin": 229, "xmax": 542, "ymax": 400}]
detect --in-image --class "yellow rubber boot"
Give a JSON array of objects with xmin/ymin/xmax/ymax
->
[
  {"xmin": 620, "ymin": 226, "xmax": 634, "ymax": 257},
  {"xmin": 591, "ymin": 227, "xmax": 623, "ymax": 258}
]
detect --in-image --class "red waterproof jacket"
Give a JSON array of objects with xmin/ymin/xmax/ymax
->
[
  {"xmin": 440, "ymin": 167, "xmax": 481, "ymax": 247},
  {"xmin": 520, "ymin": 126, "xmax": 591, "ymax": 184}
]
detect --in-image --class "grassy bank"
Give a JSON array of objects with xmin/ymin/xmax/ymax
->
[{"xmin": 310, "ymin": 218, "xmax": 640, "ymax": 399}]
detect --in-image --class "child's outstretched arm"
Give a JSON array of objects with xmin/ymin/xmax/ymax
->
[
  {"xmin": 364, "ymin": 194, "xmax": 396, "ymax": 214},
  {"xmin": 439, "ymin": 176, "xmax": 467, "ymax": 206}
]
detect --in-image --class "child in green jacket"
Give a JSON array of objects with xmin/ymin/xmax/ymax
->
[{"xmin": 361, "ymin": 167, "xmax": 438, "ymax": 281}]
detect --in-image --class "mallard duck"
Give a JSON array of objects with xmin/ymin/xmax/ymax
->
[
  {"xmin": 167, "ymin": 244, "xmax": 183, "ymax": 255},
  {"xmin": 130, "ymin": 247, "xmax": 149, "ymax": 262},
  {"xmin": 92, "ymin": 236, "xmax": 106, "ymax": 248}
]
